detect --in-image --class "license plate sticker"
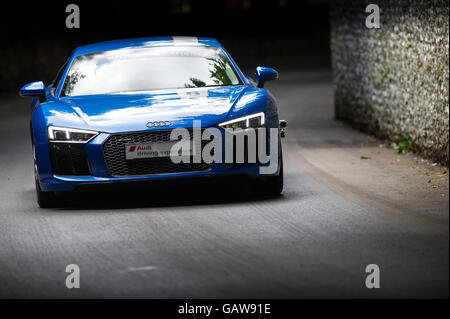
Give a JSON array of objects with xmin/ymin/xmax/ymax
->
[{"xmin": 125, "ymin": 141, "xmax": 193, "ymax": 160}]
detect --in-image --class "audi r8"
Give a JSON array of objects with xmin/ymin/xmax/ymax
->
[{"xmin": 19, "ymin": 36, "xmax": 284, "ymax": 207}]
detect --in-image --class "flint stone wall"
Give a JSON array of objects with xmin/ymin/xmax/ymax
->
[{"xmin": 330, "ymin": 0, "xmax": 449, "ymax": 165}]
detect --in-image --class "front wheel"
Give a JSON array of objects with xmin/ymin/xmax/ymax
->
[
  {"xmin": 254, "ymin": 151, "xmax": 284, "ymax": 196},
  {"xmin": 33, "ymin": 145, "xmax": 58, "ymax": 208},
  {"xmin": 35, "ymin": 177, "xmax": 58, "ymax": 208}
]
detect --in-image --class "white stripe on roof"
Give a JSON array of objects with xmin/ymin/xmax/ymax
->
[{"xmin": 172, "ymin": 36, "xmax": 199, "ymax": 43}]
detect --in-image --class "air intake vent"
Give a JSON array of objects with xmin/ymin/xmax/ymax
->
[{"xmin": 49, "ymin": 143, "xmax": 91, "ymax": 176}]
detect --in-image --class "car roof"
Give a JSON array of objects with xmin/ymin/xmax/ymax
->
[{"xmin": 72, "ymin": 36, "xmax": 223, "ymax": 56}]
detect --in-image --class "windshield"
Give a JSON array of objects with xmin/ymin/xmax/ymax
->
[{"xmin": 61, "ymin": 46, "xmax": 242, "ymax": 97}]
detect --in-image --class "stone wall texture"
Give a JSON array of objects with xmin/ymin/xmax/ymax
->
[{"xmin": 330, "ymin": 0, "xmax": 449, "ymax": 165}]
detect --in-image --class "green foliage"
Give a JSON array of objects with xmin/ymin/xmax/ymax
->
[
  {"xmin": 394, "ymin": 133, "xmax": 412, "ymax": 154},
  {"xmin": 207, "ymin": 58, "xmax": 230, "ymax": 85}
]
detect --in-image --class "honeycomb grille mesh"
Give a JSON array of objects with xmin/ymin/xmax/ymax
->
[{"xmin": 102, "ymin": 129, "xmax": 212, "ymax": 176}]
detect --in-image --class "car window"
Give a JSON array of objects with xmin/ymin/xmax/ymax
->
[
  {"xmin": 52, "ymin": 61, "xmax": 67, "ymax": 89},
  {"xmin": 61, "ymin": 46, "xmax": 242, "ymax": 97}
]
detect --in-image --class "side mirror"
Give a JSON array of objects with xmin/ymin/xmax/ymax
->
[
  {"xmin": 255, "ymin": 66, "xmax": 278, "ymax": 88},
  {"xmin": 19, "ymin": 81, "xmax": 46, "ymax": 98}
]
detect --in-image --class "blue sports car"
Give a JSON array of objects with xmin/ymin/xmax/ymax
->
[{"xmin": 20, "ymin": 36, "xmax": 285, "ymax": 207}]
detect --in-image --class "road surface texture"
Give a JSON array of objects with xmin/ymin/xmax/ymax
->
[{"xmin": 0, "ymin": 67, "xmax": 448, "ymax": 298}]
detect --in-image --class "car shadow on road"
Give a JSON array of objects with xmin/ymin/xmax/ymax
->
[{"xmin": 54, "ymin": 179, "xmax": 286, "ymax": 210}]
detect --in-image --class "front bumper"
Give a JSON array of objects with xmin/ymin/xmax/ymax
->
[
  {"xmin": 37, "ymin": 130, "xmax": 280, "ymax": 192},
  {"xmin": 40, "ymin": 164, "xmax": 269, "ymax": 192}
]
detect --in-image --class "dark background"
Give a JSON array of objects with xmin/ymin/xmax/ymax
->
[{"xmin": 0, "ymin": 0, "xmax": 331, "ymax": 91}]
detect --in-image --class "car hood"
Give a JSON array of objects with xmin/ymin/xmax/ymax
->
[{"xmin": 42, "ymin": 86, "xmax": 250, "ymax": 133}]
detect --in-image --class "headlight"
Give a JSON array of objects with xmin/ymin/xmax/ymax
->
[
  {"xmin": 218, "ymin": 112, "xmax": 265, "ymax": 130},
  {"xmin": 48, "ymin": 126, "xmax": 98, "ymax": 143}
]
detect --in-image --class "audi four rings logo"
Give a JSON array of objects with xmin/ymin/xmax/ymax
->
[{"xmin": 146, "ymin": 121, "xmax": 172, "ymax": 128}]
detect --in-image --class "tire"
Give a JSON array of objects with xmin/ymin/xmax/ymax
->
[
  {"xmin": 33, "ymin": 145, "xmax": 58, "ymax": 208},
  {"xmin": 266, "ymin": 155, "xmax": 283, "ymax": 195},
  {"xmin": 255, "ymin": 147, "xmax": 284, "ymax": 196},
  {"xmin": 35, "ymin": 176, "xmax": 58, "ymax": 208}
]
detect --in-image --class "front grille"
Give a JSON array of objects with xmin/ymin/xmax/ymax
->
[
  {"xmin": 49, "ymin": 143, "xmax": 91, "ymax": 176},
  {"xmin": 103, "ymin": 130, "xmax": 213, "ymax": 177}
]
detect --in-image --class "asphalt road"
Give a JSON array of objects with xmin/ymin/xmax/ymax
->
[{"xmin": 0, "ymin": 68, "xmax": 448, "ymax": 298}]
